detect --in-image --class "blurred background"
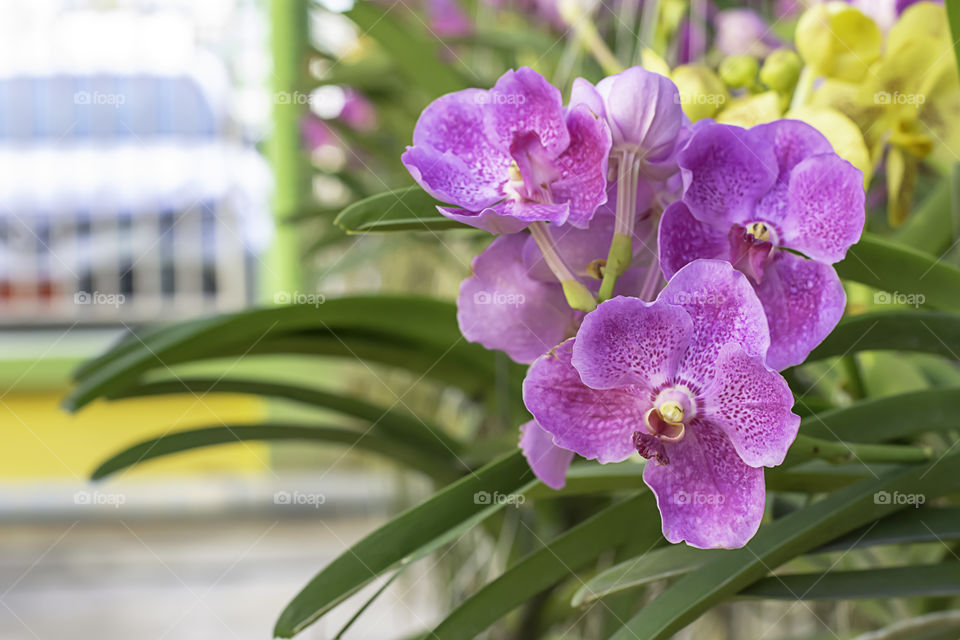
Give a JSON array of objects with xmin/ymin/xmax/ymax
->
[
  {"xmin": 2, "ymin": 0, "xmax": 956, "ymax": 638},
  {"xmin": 0, "ymin": 1, "xmax": 450, "ymax": 637}
]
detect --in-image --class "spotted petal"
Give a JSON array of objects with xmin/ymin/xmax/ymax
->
[
  {"xmin": 757, "ymin": 252, "xmax": 847, "ymax": 370},
  {"xmin": 550, "ymin": 104, "xmax": 612, "ymax": 228},
  {"xmin": 571, "ymin": 297, "xmax": 693, "ymax": 391},
  {"xmin": 402, "ymin": 88, "xmax": 510, "ymax": 211},
  {"xmin": 483, "ymin": 67, "xmax": 570, "ymax": 157},
  {"xmin": 644, "ymin": 419, "xmax": 766, "ymax": 549},
  {"xmin": 701, "ymin": 342, "xmax": 800, "ymax": 467},
  {"xmin": 778, "ymin": 153, "xmax": 865, "ymax": 263},
  {"xmin": 523, "ymin": 340, "xmax": 645, "ymax": 464},
  {"xmin": 678, "ymin": 123, "xmax": 778, "ymax": 228},
  {"xmin": 658, "ymin": 201, "xmax": 728, "ymax": 280},
  {"xmin": 658, "ymin": 260, "xmax": 770, "ymax": 387}
]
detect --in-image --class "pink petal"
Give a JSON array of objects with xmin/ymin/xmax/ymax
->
[
  {"xmin": 657, "ymin": 201, "xmax": 728, "ymax": 280},
  {"xmin": 757, "ymin": 252, "xmax": 847, "ymax": 370},
  {"xmin": 483, "ymin": 67, "xmax": 569, "ymax": 157},
  {"xmin": 523, "ymin": 340, "xmax": 645, "ymax": 464},
  {"xmin": 658, "ymin": 260, "xmax": 770, "ymax": 387},
  {"xmin": 644, "ymin": 419, "xmax": 766, "ymax": 549},
  {"xmin": 519, "ymin": 420, "xmax": 575, "ymax": 489},
  {"xmin": 701, "ymin": 342, "xmax": 800, "ymax": 467},
  {"xmin": 458, "ymin": 234, "xmax": 578, "ymax": 364},
  {"xmin": 571, "ymin": 297, "xmax": 693, "ymax": 391}
]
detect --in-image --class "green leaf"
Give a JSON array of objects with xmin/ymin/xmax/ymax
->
[
  {"xmin": 893, "ymin": 178, "xmax": 954, "ymax": 255},
  {"xmin": 110, "ymin": 377, "xmax": 465, "ymax": 461},
  {"xmin": 739, "ymin": 564, "xmax": 960, "ymax": 600},
  {"xmin": 431, "ymin": 493, "xmax": 658, "ymax": 640},
  {"xmin": 576, "ymin": 505, "xmax": 960, "ymax": 607},
  {"xmin": 572, "ymin": 544, "xmax": 715, "ymax": 606},
  {"xmin": 799, "ymin": 388, "xmax": 960, "ymax": 443},
  {"xmin": 607, "ymin": 451, "xmax": 960, "ymax": 640},
  {"xmin": 836, "ymin": 233, "xmax": 960, "ymax": 312},
  {"xmin": 808, "ymin": 311, "xmax": 960, "ymax": 362},
  {"xmin": 273, "ymin": 451, "xmax": 534, "ymax": 638},
  {"xmin": 66, "ymin": 296, "xmax": 514, "ymax": 412},
  {"xmin": 849, "ymin": 611, "xmax": 960, "ymax": 640},
  {"xmin": 90, "ymin": 423, "xmax": 459, "ymax": 483},
  {"xmin": 334, "ymin": 186, "xmax": 472, "ymax": 233},
  {"xmin": 947, "ymin": 0, "xmax": 960, "ymax": 79},
  {"xmin": 346, "ymin": 2, "xmax": 469, "ymax": 98}
]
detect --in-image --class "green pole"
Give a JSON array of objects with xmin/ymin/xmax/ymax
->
[{"xmin": 265, "ymin": 0, "xmax": 310, "ymax": 301}]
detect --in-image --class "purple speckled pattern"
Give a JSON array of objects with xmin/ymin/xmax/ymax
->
[
  {"xmin": 643, "ymin": 418, "xmax": 766, "ymax": 549},
  {"xmin": 519, "ymin": 420, "xmax": 575, "ymax": 490},
  {"xmin": 523, "ymin": 340, "xmax": 646, "ymax": 464},
  {"xmin": 701, "ymin": 342, "xmax": 801, "ymax": 467},
  {"xmin": 662, "ymin": 120, "xmax": 864, "ymax": 369},
  {"xmin": 403, "ymin": 67, "xmax": 611, "ymax": 231},
  {"xmin": 458, "ymin": 234, "xmax": 579, "ymax": 364},
  {"xmin": 523, "ymin": 262, "xmax": 799, "ymax": 548},
  {"xmin": 658, "ymin": 260, "xmax": 771, "ymax": 386},
  {"xmin": 571, "ymin": 297, "xmax": 693, "ymax": 391},
  {"xmin": 756, "ymin": 252, "xmax": 847, "ymax": 371}
]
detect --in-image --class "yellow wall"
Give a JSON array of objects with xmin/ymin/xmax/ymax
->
[{"xmin": 0, "ymin": 393, "xmax": 269, "ymax": 481}]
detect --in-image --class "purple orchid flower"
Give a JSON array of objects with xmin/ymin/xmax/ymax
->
[
  {"xmin": 402, "ymin": 67, "xmax": 612, "ymax": 234},
  {"xmin": 458, "ymin": 212, "xmax": 654, "ymax": 364},
  {"xmin": 659, "ymin": 120, "xmax": 864, "ymax": 370},
  {"xmin": 522, "ymin": 260, "xmax": 800, "ymax": 548}
]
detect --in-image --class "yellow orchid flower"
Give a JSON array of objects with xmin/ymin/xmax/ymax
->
[
  {"xmin": 671, "ymin": 65, "xmax": 728, "ymax": 121},
  {"xmin": 795, "ymin": 2, "xmax": 882, "ymax": 83}
]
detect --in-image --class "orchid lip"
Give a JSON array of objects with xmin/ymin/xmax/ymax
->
[{"xmin": 644, "ymin": 387, "xmax": 697, "ymax": 443}]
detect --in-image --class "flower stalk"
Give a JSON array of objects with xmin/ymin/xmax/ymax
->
[
  {"xmin": 598, "ymin": 151, "xmax": 641, "ymax": 301},
  {"xmin": 529, "ymin": 222, "xmax": 597, "ymax": 312},
  {"xmin": 786, "ymin": 434, "xmax": 933, "ymax": 467}
]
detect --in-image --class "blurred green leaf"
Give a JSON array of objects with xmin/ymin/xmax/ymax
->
[
  {"xmin": 111, "ymin": 377, "xmax": 464, "ymax": 462},
  {"xmin": 808, "ymin": 311, "xmax": 960, "ymax": 362},
  {"xmin": 836, "ymin": 234, "xmax": 960, "ymax": 312},
  {"xmin": 346, "ymin": 2, "xmax": 470, "ymax": 98},
  {"xmin": 334, "ymin": 186, "xmax": 472, "ymax": 233},
  {"xmin": 799, "ymin": 388, "xmax": 960, "ymax": 443},
  {"xmin": 66, "ymin": 297, "xmax": 517, "ymax": 411},
  {"xmin": 740, "ymin": 564, "xmax": 960, "ymax": 600},
  {"xmin": 91, "ymin": 423, "xmax": 459, "ymax": 482},
  {"xmin": 273, "ymin": 451, "xmax": 534, "ymax": 638},
  {"xmin": 432, "ymin": 493, "xmax": 658, "ymax": 639},
  {"xmin": 607, "ymin": 451, "xmax": 960, "ymax": 640}
]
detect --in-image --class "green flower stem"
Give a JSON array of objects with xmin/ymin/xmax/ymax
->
[
  {"xmin": 529, "ymin": 222, "xmax": 597, "ymax": 312},
  {"xmin": 559, "ymin": 0, "xmax": 624, "ymax": 75},
  {"xmin": 785, "ymin": 434, "xmax": 933, "ymax": 467},
  {"xmin": 597, "ymin": 232, "xmax": 633, "ymax": 302}
]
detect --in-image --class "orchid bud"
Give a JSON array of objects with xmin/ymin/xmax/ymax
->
[
  {"xmin": 759, "ymin": 49, "xmax": 802, "ymax": 93},
  {"xmin": 719, "ymin": 55, "xmax": 759, "ymax": 90},
  {"xmin": 671, "ymin": 65, "xmax": 728, "ymax": 121}
]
